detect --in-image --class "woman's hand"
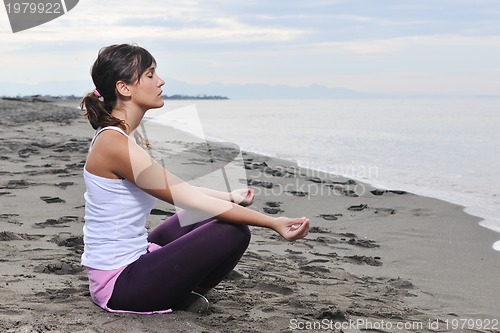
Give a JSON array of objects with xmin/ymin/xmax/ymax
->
[
  {"xmin": 272, "ymin": 216, "xmax": 310, "ymax": 242},
  {"xmin": 230, "ymin": 188, "xmax": 255, "ymax": 207}
]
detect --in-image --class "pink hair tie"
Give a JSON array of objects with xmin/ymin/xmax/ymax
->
[{"xmin": 93, "ymin": 88, "xmax": 104, "ymax": 102}]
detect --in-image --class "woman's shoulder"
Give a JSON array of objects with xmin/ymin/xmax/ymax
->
[
  {"xmin": 94, "ymin": 126, "xmax": 129, "ymax": 140},
  {"xmin": 86, "ymin": 129, "xmax": 132, "ymax": 179},
  {"xmin": 92, "ymin": 127, "xmax": 130, "ymax": 147}
]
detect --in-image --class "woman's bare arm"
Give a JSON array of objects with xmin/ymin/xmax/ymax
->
[{"xmin": 90, "ymin": 131, "xmax": 309, "ymax": 241}]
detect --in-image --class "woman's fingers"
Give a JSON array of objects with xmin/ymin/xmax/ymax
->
[
  {"xmin": 231, "ymin": 188, "xmax": 255, "ymax": 207},
  {"xmin": 283, "ymin": 217, "xmax": 310, "ymax": 241},
  {"xmin": 245, "ymin": 188, "xmax": 255, "ymax": 206}
]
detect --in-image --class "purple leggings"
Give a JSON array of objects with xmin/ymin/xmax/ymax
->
[{"xmin": 107, "ymin": 213, "xmax": 251, "ymax": 312}]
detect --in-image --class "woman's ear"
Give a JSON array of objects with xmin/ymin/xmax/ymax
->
[{"xmin": 116, "ymin": 80, "xmax": 132, "ymax": 98}]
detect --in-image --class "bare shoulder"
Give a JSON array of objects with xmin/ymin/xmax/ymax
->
[
  {"xmin": 91, "ymin": 130, "xmax": 133, "ymax": 159},
  {"xmin": 86, "ymin": 129, "xmax": 131, "ymax": 178}
]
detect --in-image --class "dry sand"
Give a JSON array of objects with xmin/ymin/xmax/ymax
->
[{"xmin": 0, "ymin": 98, "xmax": 499, "ymax": 333}]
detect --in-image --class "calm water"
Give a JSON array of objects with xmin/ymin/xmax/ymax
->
[{"xmin": 146, "ymin": 98, "xmax": 500, "ymax": 251}]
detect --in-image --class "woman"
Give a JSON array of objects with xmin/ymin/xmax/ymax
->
[{"xmin": 80, "ymin": 44, "xmax": 310, "ymax": 314}]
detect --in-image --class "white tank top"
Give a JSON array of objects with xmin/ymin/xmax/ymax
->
[{"xmin": 81, "ymin": 126, "xmax": 157, "ymax": 270}]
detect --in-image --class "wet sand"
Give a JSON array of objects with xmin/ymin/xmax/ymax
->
[{"xmin": 0, "ymin": 98, "xmax": 499, "ymax": 333}]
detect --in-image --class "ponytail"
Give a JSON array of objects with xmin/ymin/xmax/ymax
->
[{"xmin": 80, "ymin": 91, "xmax": 126, "ymax": 130}]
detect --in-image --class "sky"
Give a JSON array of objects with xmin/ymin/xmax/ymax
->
[{"xmin": 1, "ymin": 0, "xmax": 500, "ymax": 96}]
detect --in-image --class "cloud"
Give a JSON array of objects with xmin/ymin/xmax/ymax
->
[
  {"xmin": 1, "ymin": 0, "xmax": 500, "ymax": 95},
  {"xmin": 300, "ymin": 34, "xmax": 500, "ymax": 55}
]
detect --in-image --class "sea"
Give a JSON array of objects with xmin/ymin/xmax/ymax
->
[{"xmin": 144, "ymin": 98, "xmax": 500, "ymax": 252}]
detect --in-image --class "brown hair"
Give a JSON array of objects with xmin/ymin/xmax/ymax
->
[{"xmin": 80, "ymin": 44, "xmax": 156, "ymax": 130}]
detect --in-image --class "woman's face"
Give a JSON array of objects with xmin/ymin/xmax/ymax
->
[{"xmin": 129, "ymin": 64, "xmax": 165, "ymax": 110}]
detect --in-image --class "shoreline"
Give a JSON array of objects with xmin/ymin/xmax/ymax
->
[
  {"xmin": 58, "ymin": 97, "xmax": 500, "ymax": 248},
  {"xmin": 163, "ymin": 121, "xmax": 500, "ymax": 254},
  {"xmin": 1, "ymin": 99, "xmax": 499, "ymax": 332}
]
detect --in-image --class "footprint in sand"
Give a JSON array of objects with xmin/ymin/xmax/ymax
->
[
  {"xmin": 316, "ymin": 213, "xmax": 342, "ymax": 221},
  {"xmin": 55, "ymin": 182, "xmax": 74, "ymax": 189},
  {"xmin": 388, "ymin": 278, "xmax": 414, "ymax": 289},
  {"xmin": 247, "ymin": 179, "xmax": 275, "ymax": 189},
  {"xmin": 374, "ymin": 207, "xmax": 396, "ymax": 215},
  {"xmin": 286, "ymin": 190, "xmax": 308, "ymax": 197},
  {"xmin": 309, "ymin": 227, "xmax": 328, "ymax": 234},
  {"xmin": 343, "ymin": 255, "xmax": 382, "ymax": 266},
  {"xmin": 34, "ymin": 261, "xmax": 83, "ymax": 275},
  {"xmin": 263, "ymin": 201, "xmax": 284, "ymax": 214},
  {"xmin": 347, "ymin": 204, "xmax": 368, "ymax": 211},
  {"xmin": 256, "ymin": 282, "xmax": 294, "ymax": 296},
  {"xmin": 3, "ymin": 180, "xmax": 31, "ymax": 189},
  {"xmin": 347, "ymin": 238, "xmax": 380, "ymax": 248},
  {"xmin": 34, "ymin": 216, "xmax": 79, "ymax": 228},
  {"xmin": 307, "ymin": 177, "xmax": 324, "ymax": 183},
  {"xmin": 341, "ymin": 189, "xmax": 359, "ymax": 197},
  {"xmin": 263, "ymin": 207, "xmax": 284, "ymax": 214},
  {"xmin": 40, "ymin": 196, "xmax": 66, "ymax": 204},
  {"xmin": 347, "ymin": 204, "xmax": 396, "ymax": 215},
  {"xmin": 0, "ymin": 231, "xmax": 43, "ymax": 241},
  {"xmin": 51, "ymin": 233, "xmax": 84, "ymax": 253},
  {"xmin": 244, "ymin": 161, "xmax": 269, "ymax": 170},
  {"xmin": 370, "ymin": 189, "xmax": 408, "ymax": 196},
  {"xmin": 299, "ymin": 265, "xmax": 331, "ymax": 274},
  {"xmin": 18, "ymin": 147, "xmax": 40, "ymax": 158}
]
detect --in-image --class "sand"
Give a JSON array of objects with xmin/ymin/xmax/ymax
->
[{"xmin": 0, "ymin": 98, "xmax": 499, "ymax": 333}]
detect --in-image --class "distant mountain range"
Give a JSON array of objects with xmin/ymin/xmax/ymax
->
[
  {"xmin": 0, "ymin": 79, "xmax": 497, "ymax": 99},
  {"xmin": 0, "ymin": 78, "xmax": 381, "ymax": 99}
]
